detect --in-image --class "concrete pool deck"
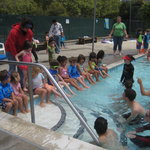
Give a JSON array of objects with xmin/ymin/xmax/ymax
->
[{"xmin": 0, "ymin": 40, "xmax": 145, "ymax": 150}]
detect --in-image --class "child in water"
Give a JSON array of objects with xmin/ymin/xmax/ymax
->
[
  {"xmin": 77, "ymin": 54, "xmax": 95, "ymax": 85},
  {"xmin": 120, "ymin": 55, "xmax": 135, "ymax": 85},
  {"xmin": 68, "ymin": 57, "xmax": 90, "ymax": 89}
]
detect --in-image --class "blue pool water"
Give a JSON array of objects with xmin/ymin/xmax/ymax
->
[{"xmin": 57, "ymin": 56, "xmax": 150, "ymax": 150}]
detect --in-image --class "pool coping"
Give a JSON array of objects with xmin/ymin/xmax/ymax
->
[
  {"xmin": 0, "ymin": 111, "xmax": 105, "ymax": 150},
  {"xmin": 107, "ymin": 54, "xmax": 145, "ymax": 70}
]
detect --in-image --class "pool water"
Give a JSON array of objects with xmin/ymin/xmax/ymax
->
[{"xmin": 57, "ymin": 56, "xmax": 150, "ymax": 150}]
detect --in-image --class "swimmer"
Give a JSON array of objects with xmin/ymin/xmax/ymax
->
[
  {"xmin": 94, "ymin": 117, "xmax": 127, "ymax": 150},
  {"xmin": 121, "ymin": 89, "xmax": 146, "ymax": 125},
  {"xmin": 112, "ymin": 80, "xmax": 133, "ymax": 101},
  {"xmin": 127, "ymin": 109, "xmax": 150, "ymax": 148}
]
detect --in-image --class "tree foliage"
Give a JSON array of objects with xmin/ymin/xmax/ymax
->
[
  {"xmin": 0, "ymin": 0, "xmax": 149, "ymax": 23},
  {"xmin": 0, "ymin": 0, "xmax": 43, "ymax": 15},
  {"xmin": 140, "ymin": 2, "xmax": 150, "ymax": 22}
]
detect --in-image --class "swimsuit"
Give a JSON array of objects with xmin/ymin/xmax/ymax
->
[
  {"xmin": 19, "ymin": 52, "xmax": 32, "ymax": 70},
  {"xmin": 68, "ymin": 65, "xmax": 80, "ymax": 79},
  {"xmin": 61, "ymin": 67, "xmax": 68, "ymax": 78},
  {"xmin": 87, "ymin": 62, "xmax": 96, "ymax": 71}
]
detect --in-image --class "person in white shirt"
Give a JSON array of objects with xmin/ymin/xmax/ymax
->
[{"xmin": 49, "ymin": 20, "xmax": 64, "ymax": 54}]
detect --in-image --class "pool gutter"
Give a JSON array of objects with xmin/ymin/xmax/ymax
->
[{"xmin": 107, "ymin": 54, "xmax": 145, "ymax": 70}]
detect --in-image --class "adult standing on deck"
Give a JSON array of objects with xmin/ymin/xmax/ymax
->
[
  {"xmin": 48, "ymin": 20, "xmax": 64, "ymax": 54},
  {"xmin": 109, "ymin": 16, "xmax": 128, "ymax": 56},
  {"xmin": 5, "ymin": 18, "xmax": 33, "ymax": 72}
]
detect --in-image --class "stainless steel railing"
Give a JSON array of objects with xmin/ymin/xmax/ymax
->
[{"xmin": 0, "ymin": 60, "xmax": 100, "ymax": 145}]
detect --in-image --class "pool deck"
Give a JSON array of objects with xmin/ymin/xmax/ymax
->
[{"xmin": 0, "ymin": 40, "xmax": 145, "ymax": 150}]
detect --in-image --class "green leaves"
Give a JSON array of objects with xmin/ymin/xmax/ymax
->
[
  {"xmin": 0, "ymin": 0, "xmax": 42, "ymax": 15},
  {"xmin": 0, "ymin": 0, "xmax": 121, "ymax": 17}
]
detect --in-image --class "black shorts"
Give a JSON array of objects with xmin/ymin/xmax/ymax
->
[{"xmin": 122, "ymin": 112, "xmax": 144, "ymax": 125}]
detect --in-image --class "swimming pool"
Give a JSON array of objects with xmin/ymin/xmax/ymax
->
[
  {"xmin": 18, "ymin": 56, "xmax": 150, "ymax": 150},
  {"xmin": 56, "ymin": 56, "xmax": 150, "ymax": 150}
]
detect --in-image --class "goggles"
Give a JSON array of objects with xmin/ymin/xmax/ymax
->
[{"xmin": 51, "ymin": 66, "xmax": 59, "ymax": 69}]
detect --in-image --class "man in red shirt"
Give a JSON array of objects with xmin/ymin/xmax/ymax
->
[{"xmin": 5, "ymin": 19, "xmax": 33, "ymax": 72}]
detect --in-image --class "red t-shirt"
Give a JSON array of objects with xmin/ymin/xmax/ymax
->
[{"xmin": 5, "ymin": 23, "xmax": 33, "ymax": 56}]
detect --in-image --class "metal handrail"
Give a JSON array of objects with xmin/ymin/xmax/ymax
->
[{"xmin": 0, "ymin": 60, "xmax": 100, "ymax": 145}]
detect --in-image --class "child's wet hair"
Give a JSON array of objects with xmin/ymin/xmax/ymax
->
[
  {"xmin": 10, "ymin": 71, "xmax": 19, "ymax": 83},
  {"xmin": 23, "ymin": 40, "xmax": 32, "ymax": 50},
  {"xmin": 0, "ymin": 70, "xmax": 9, "ymax": 82},
  {"xmin": 77, "ymin": 54, "xmax": 85, "ymax": 63},
  {"xmin": 89, "ymin": 52, "xmax": 97, "ymax": 60},
  {"xmin": 97, "ymin": 50, "xmax": 105, "ymax": 59},
  {"xmin": 124, "ymin": 89, "xmax": 136, "ymax": 101},
  {"xmin": 57, "ymin": 55, "xmax": 67, "ymax": 64},
  {"xmin": 124, "ymin": 80, "xmax": 133, "ymax": 89},
  {"xmin": 94, "ymin": 117, "xmax": 108, "ymax": 135},
  {"xmin": 69, "ymin": 57, "xmax": 77, "ymax": 63}
]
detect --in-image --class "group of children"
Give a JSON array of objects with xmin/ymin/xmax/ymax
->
[
  {"xmin": 31, "ymin": 49, "xmax": 109, "ymax": 107},
  {"xmin": 0, "ymin": 36, "xmax": 110, "ymax": 113},
  {"xmin": 136, "ymin": 28, "xmax": 150, "ymax": 59}
]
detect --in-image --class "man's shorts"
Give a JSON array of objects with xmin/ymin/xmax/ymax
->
[{"xmin": 122, "ymin": 112, "xmax": 144, "ymax": 125}]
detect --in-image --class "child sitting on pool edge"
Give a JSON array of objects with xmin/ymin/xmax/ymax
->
[
  {"xmin": 77, "ymin": 54, "xmax": 95, "ymax": 85},
  {"xmin": 48, "ymin": 60, "xmax": 76, "ymax": 97},
  {"xmin": 0, "ymin": 70, "xmax": 18, "ymax": 116},
  {"xmin": 68, "ymin": 57, "xmax": 90, "ymax": 89}
]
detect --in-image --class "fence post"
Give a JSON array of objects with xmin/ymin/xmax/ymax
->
[{"xmin": 28, "ymin": 66, "xmax": 35, "ymax": 123}]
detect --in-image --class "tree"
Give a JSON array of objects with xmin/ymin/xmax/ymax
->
[
  {"xmin": 0, "ymin": 0, "xmax": 42, "ymax": 15},
  {"xmin": 140, "ymin": 2, "xmax": 150, "ymax": 22},
  {"xmin": 46, "ymin": 1, "xmax": 68, "ymax": 16}
]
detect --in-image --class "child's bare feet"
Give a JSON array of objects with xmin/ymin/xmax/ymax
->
[
  {"xmin": 23, "ymin": 88, "xmax": 28, "ymax": 92},
  {"xmin": 40, "ymin": 102, "xmax": 46, "ymax": 107},
  {"xmin": 84, "ymin": 85, "xmax": 90, "ymax": 88},
  {"xmin": 66, "ymin": 93, "xmax": 71, "ymax": 97},
  {"xmin": 13, "ymin": 112, "xmax": 17, "ymax": 116},
  {"xmin": 21, "ymin": 110, "xmax": 26, "ymax": 114},
  {"xmin": 77, "ymin": 87, "xmax": 84, "ymax": 91},
  {"xmin": 46, "ymin": 100, "xmax": 52, "ymax": 104},
  {"xmin": 26, "ymin": 109, "xmax": 30, "ymax": 113}
]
